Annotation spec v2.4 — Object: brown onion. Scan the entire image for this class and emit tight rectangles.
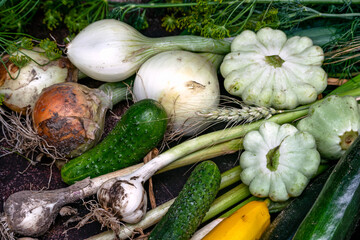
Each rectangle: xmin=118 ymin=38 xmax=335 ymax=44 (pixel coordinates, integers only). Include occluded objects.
xmin=32 ymin=82 xmax=113 ymax=158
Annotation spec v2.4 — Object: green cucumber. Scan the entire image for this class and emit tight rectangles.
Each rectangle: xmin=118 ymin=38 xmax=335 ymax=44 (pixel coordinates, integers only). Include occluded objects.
xmin=148 ymin=161 xmax=221 ymax=240
xmin=260 ymin=166 xmax=333 ymax=240
xmin=61 ymin=99 xmax=168 ymax=185
xmin=293 ymin=136 xmax=360 ymax=240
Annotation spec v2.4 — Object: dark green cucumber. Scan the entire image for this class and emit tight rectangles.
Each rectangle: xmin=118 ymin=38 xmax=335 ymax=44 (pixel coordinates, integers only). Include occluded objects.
xmin=148 ymin=161 xmax=221 ymax=240
xmin=261 ymin=166 xmax=333 ymax=240
xmin=293 ymin=136 xmax=360 ymax=240
xmin=61 ymin=99 xmax=168 ymax=185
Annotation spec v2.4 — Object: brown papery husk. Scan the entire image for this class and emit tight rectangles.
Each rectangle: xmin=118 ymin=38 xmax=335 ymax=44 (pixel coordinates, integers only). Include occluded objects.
xmin=32 ymin=82 xmax=112 ymax=159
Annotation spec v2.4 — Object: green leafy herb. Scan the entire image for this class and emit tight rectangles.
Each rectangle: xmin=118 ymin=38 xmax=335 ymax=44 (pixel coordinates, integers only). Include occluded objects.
xmin=39 ymin=38 xmax=62 ymax=61
xmin=9 ymin=54 xmax=31 ymax=68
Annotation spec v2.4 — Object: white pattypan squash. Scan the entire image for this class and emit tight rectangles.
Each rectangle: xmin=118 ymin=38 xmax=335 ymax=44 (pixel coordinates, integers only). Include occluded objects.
xmin=297 ymin=95 xmax=360 ymax=161
xmin=220 ymin=28 xmax=327 ymax=110
xmin=240 ymin=121 xmax=320 ymax=202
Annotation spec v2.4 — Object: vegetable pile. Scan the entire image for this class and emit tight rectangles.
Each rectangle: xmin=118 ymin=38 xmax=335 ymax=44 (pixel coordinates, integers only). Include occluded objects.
xmin=1 ymin=1 xmax=360 ymax=240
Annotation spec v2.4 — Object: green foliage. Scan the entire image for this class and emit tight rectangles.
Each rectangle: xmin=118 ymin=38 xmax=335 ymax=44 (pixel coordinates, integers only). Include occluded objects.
xmin=9 ymin=54 xmax=31 ymax=68
xmin=39 ymin=38 xmax=62 ymax=61
xmin=1 ymin=0 xmax=109 ymax=35
xmin=43 ymin=9 xmax=62 ymax=31
xmin=162 ymin=14 xmax=177 ymax=32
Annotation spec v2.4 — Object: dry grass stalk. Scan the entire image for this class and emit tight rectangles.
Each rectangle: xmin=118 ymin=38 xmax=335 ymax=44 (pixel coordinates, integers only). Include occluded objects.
xmin=196 ymin=105 xmax=278 ymax=123
xmin=143 ymin=148 xmax=159 ymax=209
xmin=324 ymin=36 xmax=360 ymax=67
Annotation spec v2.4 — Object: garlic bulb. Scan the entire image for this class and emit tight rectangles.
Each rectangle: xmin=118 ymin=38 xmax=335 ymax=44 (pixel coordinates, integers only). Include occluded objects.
xmin=97 ymin=177 xmax=147 ymax=224
xmin=0 ymin=48 xmax=77 ymax=113
xmin=65 ymin=19 xmax=231 ymax=82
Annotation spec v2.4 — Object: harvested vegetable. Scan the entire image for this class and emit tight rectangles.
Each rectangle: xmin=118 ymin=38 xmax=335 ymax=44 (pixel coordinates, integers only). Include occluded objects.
xmin=133 ymin=51 xmax=222 ymax=135
xmin=2 ymin=164 xmax=141 ymax=237
xmin=260 ymin=166 xmax=332 ymax=240
xmin=202 ymin=201 xmax=270 ymax=240
xmin=297 ymin=95 xmax=360 ymax=160
xmin=0 ymin=48 xmax=77 ymax=113
xmin=3 ymin=87 xmax=360 ymax=237
xmin=61 ymin=98 xmax=168 ymax=185
xmin=87 ymin=166 xmax=244 ymax=240
xmin=2 ymin=138 xmax=240 ymax=238
xmin=293 ymin=136 xmax=360 ymax=240
xmin=220 ymin=27 xmax=327 ymax=109
xmin=32 ymin=81 xmax=129 ymax=158
xmin=65 ymin=19 xmax=231 ymax=82
xmin=148 ymin=161 xmax=221 ymax=240
xmin=95 ymin=88 xmax=360 ymax=224
xmin=240 ymin=121 xmax=320 ymax=201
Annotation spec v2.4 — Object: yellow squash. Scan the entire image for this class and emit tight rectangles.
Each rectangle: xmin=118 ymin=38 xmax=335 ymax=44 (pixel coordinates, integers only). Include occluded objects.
xmin=202 ymin=201 xmax=270 ymax=240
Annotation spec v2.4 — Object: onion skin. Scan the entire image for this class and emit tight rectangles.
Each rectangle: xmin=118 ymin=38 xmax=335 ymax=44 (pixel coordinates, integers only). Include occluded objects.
xmin=0 ymin=48 xmax=78 ymax=114
xmin=32 ymin=82 xmax=112 ymax=158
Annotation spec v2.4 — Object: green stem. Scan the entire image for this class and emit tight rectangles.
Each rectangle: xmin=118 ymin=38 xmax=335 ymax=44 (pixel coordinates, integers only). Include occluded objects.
xmin=157 ymin=139 xmax=243 ymax=174
xmin=220 ymin=196 xmax=262 ymax=218
xmin=86 ymin=166 xmax=243 ymax=240
xmin=98 ymin=80 xmax=133 ymax=105
xmin=150 ymin=35 xmax=231 ymax=55
xmin=202 ymin=183 xmax=250 ymax=222
xmin=198 ymin=53 xmax=225 ymax=70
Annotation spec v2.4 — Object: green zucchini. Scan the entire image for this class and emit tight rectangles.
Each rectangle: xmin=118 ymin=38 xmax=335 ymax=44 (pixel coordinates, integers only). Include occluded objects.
xmin=148 ymin=161 xmax=221 ymax=240
xmin=293 ymin=136 xmax=360 ymax=240
xmin=61 ymin=99 xmax=168 ymax=185
xmin=261 ymin=166 xmax=333 ymax=240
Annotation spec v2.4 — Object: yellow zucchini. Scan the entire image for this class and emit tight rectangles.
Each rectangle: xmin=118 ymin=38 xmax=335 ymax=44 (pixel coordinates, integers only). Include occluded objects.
xmin=202 ymin=201 xmax=270 ymax=240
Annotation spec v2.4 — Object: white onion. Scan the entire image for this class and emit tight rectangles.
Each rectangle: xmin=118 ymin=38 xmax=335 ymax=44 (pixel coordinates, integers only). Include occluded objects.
xmin=133 ymin=50 xmax=222 ymax=135
xmin=65 ymin=19 xmax=230 ymax=82
xmin=0 ymin=48 xmax=76 ymax=113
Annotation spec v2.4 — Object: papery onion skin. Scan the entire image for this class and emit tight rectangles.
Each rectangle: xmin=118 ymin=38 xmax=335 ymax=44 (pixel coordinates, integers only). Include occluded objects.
xmin=32 ymin=82 xmax=112 ymax=158
xmin=0 ymin=48 xmax=78 ymax=114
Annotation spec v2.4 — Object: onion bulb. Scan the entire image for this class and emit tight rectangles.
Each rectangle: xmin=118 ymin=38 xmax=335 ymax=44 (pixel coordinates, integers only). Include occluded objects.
xmin=32 ymin=81 xmax=129 ymax=158
xmin=0 ymin=48 xmax=77 ymax=113
xmin=133 ymin=50 xmax=222 ymax=136
xmin=65 ymin=19 xmax=231 ymax=82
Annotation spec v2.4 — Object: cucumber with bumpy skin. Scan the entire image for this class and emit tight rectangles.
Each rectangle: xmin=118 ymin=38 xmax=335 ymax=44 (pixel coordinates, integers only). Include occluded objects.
xmin=61 ymin=99 xmax=168 ymax=185
xmin=149 ymin=161 xmax=221 ymax=240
